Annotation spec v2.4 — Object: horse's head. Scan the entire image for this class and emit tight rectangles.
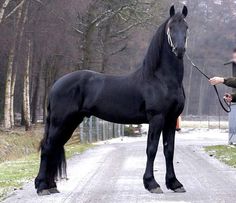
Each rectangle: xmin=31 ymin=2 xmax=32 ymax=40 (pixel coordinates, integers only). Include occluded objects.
xmin=166 ymin=5 xmax=188 ymax=59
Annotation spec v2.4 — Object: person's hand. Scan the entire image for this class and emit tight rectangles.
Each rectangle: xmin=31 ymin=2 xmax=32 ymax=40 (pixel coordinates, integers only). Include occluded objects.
xmin=224 ymin=93 xmax=232 ymax=103
xmin=209 ymin=77 xmax=224 ymax=85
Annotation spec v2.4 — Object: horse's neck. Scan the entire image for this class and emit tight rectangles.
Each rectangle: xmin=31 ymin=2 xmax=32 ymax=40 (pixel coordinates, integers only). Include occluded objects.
xmin=158 ymin=41 xmax=184 ymax=85
xmin=141 ymin=32 xmax=184 ymax=85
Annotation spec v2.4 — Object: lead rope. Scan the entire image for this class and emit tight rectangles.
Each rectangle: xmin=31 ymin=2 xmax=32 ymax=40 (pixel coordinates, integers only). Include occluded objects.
xmin=185 ymin=53 xmax=231 ymax=113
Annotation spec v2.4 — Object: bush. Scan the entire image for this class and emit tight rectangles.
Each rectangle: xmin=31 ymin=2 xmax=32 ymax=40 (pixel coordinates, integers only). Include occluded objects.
xmin=124 ymin=125 xmax=141 ymax=137
xmin=124 ymin=125 xmax=134 ymax=136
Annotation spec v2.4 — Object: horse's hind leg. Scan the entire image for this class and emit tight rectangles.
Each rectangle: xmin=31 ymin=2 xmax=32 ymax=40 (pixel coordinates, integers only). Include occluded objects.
xmin=163 ymin=117 xmax=185 ymax=193
xmin=143 ymin=114 xmax=164 ymax=194
xmin=35 ymin=113 xmax=84 ymax=195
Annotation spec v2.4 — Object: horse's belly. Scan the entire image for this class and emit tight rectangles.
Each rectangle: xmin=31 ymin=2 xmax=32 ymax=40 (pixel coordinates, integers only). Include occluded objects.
xmin=90 ymin=104 xmax=148 ymax=124
xmin=95 ymin=115 xmax=148 ymax=125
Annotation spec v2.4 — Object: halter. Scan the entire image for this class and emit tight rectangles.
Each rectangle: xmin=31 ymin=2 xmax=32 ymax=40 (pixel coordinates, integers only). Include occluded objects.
xmin=166 ymin=23 xmax=189 ymax=55
xmin=167 ymin=27 xmax=176 ymax=53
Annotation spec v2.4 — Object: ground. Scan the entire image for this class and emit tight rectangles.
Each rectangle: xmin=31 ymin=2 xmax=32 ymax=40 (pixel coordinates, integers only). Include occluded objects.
xmin=0 ymin=127 xmax=91 ymax=200
xmin=2 ymin=129 xmax=236 ymax=203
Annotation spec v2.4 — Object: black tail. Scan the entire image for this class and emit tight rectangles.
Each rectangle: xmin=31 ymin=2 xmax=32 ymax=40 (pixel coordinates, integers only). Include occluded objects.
xmin=47 ymin=146 xmax=67 ymax=181
xmin=39 ymin=101 xmax=67 ymax=183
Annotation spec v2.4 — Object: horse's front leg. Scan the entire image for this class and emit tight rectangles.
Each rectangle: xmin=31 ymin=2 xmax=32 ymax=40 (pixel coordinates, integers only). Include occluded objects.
xmin=143 ymin=114 xmax=164 ymax=194
xmin=162 ymin=118 xmax=185 ymax=193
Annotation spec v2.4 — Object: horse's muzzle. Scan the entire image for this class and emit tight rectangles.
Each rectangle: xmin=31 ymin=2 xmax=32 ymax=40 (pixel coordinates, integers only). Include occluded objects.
xmin=176 ymin=48 xmax=186 ymax=59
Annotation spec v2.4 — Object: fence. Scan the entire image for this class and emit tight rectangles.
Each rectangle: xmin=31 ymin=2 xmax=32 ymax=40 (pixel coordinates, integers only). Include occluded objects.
xmin=79 ymin=116 xmax=124 ymax=143
xmin=182 ymin=115 xmax=228 ymax=129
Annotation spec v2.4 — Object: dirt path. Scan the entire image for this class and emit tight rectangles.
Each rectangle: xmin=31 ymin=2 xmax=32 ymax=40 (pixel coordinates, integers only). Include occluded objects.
xmin=3 ymin=129 xmax=236 ymax=203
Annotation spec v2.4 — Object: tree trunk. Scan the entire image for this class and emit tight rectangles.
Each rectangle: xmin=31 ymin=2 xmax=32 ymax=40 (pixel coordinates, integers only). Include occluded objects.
xmin=31 ymin=64 xmax=41 ymax=124
xmin=42 ymin=63 xmax=50 ymax=123
xmin=185 ymin=66 xmax=193 ymax=116
xmin=81 ymin=26 xmax=94 ymax=69
xmin=3 ymin=3 xmax=25 ymax=129
xmin=23 ymin=40 xmax=31 ymax=131
xmin=10 ymin=70 xmax=16 ymax=126
xmin=0 ymin=0 xmax=11 ymax=24
xmin=100 ymin=22 xmax=110 ymax=73
xmin=14 ymin=1 xmax=29 ymax=126
xmin=42 ymin=81 xmax=48 ymax=123
xmin=20 ymin=104 xmax=25 ymax=126
xmin=4 ymin=47 xmax=14 ymax=129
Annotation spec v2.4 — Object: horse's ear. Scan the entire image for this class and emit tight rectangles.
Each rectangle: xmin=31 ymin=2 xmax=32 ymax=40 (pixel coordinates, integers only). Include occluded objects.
xmin=182 ymin=5 xmax=188 ymax=18
xmin=170 ymin=5 xmax=175 ymax=17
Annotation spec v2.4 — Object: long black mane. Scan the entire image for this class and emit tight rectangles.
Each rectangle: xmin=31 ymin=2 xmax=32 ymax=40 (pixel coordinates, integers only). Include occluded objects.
xmin=142 ymin=18 xmax=169 ymax=77
xmin=142 ymin=13 xmax=185 ymax=78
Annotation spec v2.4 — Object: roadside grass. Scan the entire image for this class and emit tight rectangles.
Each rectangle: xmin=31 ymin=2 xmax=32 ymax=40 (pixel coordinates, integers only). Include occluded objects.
xmin=204 ymin=145 xmax=236 ymax=168
xmin=0 ymin=128 xmax=42 ymax=163
xmin=0 ymin=143 xmax=92 ymax=200
xmin=0 ymin=127 xmax=92 ymax=201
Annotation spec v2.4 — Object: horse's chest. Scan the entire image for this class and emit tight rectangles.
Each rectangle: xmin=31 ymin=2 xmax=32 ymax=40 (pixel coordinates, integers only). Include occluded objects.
xmin=144 ymin=84 xmax=184 ymax=115
xmin=167 ymin=88 xmax=185 ymax=112
xmin=168 ymin=86 xmax=184 ymax=101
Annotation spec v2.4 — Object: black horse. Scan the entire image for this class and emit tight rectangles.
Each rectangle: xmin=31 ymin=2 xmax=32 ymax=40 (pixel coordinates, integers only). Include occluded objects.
xmin=35 ymin=5 xmax=189 ymax=195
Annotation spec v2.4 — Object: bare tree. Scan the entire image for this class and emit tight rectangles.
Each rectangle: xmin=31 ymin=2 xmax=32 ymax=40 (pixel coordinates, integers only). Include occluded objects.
xmin=23 ymin=39 xmax=31 ymax=131
xmin=0 ymin=0 xmax=11 ymax=23
xmin=76 ymin=0 xmax=155 ymax=71
xmin=3 ymin=3 xmax=25 ymax=128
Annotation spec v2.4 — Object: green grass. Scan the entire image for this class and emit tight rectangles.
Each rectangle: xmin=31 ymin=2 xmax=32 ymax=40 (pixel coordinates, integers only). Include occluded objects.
xmin=0 ymin=142 xmax=92 ymax=200
xmin=65 ymin=143 xmax=92 ymax=159
xmin=204 ymin=145 xmax=236 ymax=168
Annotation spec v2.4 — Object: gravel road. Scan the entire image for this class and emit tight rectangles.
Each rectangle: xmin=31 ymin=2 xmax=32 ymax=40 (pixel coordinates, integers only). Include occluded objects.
xmin=3 ymin=129 xmax=236 ymax=203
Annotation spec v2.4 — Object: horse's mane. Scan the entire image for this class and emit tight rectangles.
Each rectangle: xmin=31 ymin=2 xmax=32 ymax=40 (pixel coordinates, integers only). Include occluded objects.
xmin=142 ymin=18 xmax=169 ymax=77
xmin=142 ymin=13 xmax=184 ymax=78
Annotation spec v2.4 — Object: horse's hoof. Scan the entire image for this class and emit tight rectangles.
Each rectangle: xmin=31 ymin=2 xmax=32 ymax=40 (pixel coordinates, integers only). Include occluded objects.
xmin=48 ymin=187 xmax=60 ymax=194
xmin=149 ymin=187 xmax=163 ymax=194
xmin=174 ymin=187 xmax=186 ymax=193
xmin=37 ymin=189 xmax=51 ymax=196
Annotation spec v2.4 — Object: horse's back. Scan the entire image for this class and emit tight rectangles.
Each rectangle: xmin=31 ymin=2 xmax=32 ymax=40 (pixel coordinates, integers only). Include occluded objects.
xmin=48 ymin=70 xmax=146 ymax=123
xmin=48 ymin=70 xmax=102 ymax=113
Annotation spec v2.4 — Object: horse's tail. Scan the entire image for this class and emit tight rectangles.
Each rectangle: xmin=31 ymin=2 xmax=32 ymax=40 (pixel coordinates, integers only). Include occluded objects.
xmin=48 ymin=145 xmax=67 ymax=181
xmin=39 ymin=100 xmax=67 ymax=181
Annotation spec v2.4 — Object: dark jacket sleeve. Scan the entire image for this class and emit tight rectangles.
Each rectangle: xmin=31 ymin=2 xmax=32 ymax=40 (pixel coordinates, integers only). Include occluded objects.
xmin=232 ymin=94 xmax=236 ymax=103
xmin=224 ymin=77 xmax=236 ymax=88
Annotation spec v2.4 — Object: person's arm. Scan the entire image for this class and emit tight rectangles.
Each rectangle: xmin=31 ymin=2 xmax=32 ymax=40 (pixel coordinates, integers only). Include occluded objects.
xmin=209 ymin=77 xmax=236 ymax=88
xmin=223 ymin=77 xmax=236 ymax=88
xmin=209 ymin=77 xmax=224 ymax=85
